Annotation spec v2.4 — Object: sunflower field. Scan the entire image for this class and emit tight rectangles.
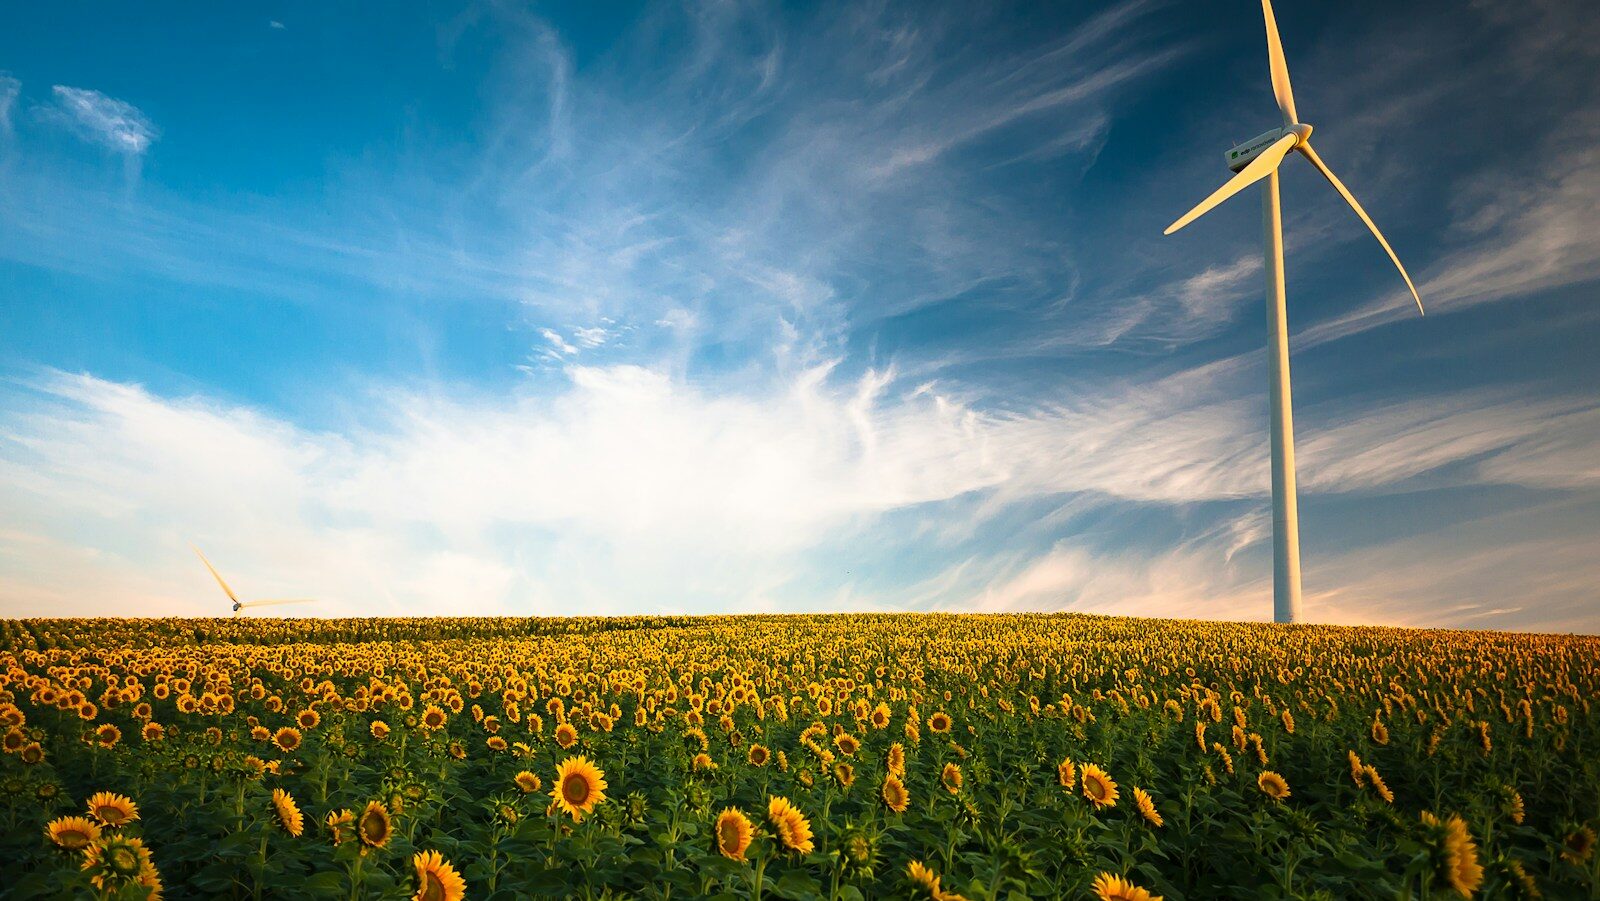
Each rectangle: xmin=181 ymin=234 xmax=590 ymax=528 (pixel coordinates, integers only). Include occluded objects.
xmin=2 ymin=613 xmax=1597 ymax=900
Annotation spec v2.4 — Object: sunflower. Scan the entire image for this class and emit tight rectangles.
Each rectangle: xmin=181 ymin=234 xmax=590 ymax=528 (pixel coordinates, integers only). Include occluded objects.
xmin=887 ymin=743 xmax=905 ymax=776
xmin=1057 ymin=758 xmax=1076 ymax=789
xmin=421 ymin=704 xmax=447 ymax=731
xmin=358 ymin=801 xmax=393 ymax=849
xmin=1363 ymin=766 xmax=1394 ymax=804
xmin=272 ymin=788 xmax=304 ymax=836
xmin=82 ymin=834 xmax=155 ymax=893
xmin=941 ymin=762 xmax=963 ymax=794
xmin=1371 ymin=719 xmax=1390 ymax=745
xmin=1257 ymin=771 xmax=1291 ymax=801
xmin=411 ymin=850 xmax=466 ymax=901
xmin=1093 ymin=872 xmax=1163 ymax=901
xmin=767 ymin=796 xmax=815 ymax=854
xmin=714 ymin=807 xmax=754 ymax=861
xmin=1501 ymin=788 xmax=1525 ymax=826
xmin=94 ymin=724 xmax=122 ymax=749
xmin=882 ymin=773 xmax=910 ymax=813
xmin=748 ymin=743 xmax=770 ymax=766
xmin=1133 ymin=787 xmax=1163 ymax=827
xmin=326 ymin=809 xmax=354 ymax=845
xmin=1562 ymin=825 xmax=1596 ymax=865
xmin=551 ymin=756 xmax=608 ymax=821
xmin=1421 ymin=811 xmax=1484 ymax=897
xmin=928 ymin=712 xmax=952 ymax=734
xmin=2 ymin=727 xmax=24 ymax=752
xmin=1081 ymin=764 xmax=1119 ymax=809
xmin=297 ymin=708 xmax=321 ymax=730
xmin=1498 ymin=858 xmax=1540 ymax=899
xmin=371 ymin=720 xmax=391 ymax=740
xmin=20 ymin=742 xmax=44 ymax=764
xmin=907 ymin=860 xmax=943 ymax=897
xmin=555 ymin=722 xmax=578 ymax=749
xmin=870 ymin=702 xmax=891 ymax=729
xmin=87 ymin=791 xmax=140 ymax=827
xmin=831 ymin=762 xmax=854 ymax=788
xmin=834 ymin=733 xmax=860 ymax=756
xmin=906 ymin=860 xmax=970 ymax=901
xmin=692 ymin=752 xmax=717 ymax=772
xmin=273 ymin=726 xmax=302 ymax=754
xmin=142 ymin=722 xmax=164 ymax=743
xmin=46 ymin=815 xmax=102 ymax=850
xmin=514 ymin=770 xmax=542 ymax=794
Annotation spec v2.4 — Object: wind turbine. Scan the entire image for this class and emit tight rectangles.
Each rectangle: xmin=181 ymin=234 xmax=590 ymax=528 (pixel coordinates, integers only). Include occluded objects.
xmin=191 ymin=545 xmax=314 ymax=617
xmin=1163 ymin=0 xmax=1423 ymax=624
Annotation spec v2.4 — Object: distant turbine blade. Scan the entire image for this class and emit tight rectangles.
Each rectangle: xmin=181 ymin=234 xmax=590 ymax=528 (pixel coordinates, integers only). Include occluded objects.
xmin=240 ymin=599 xmax=314 ymax=608
xmin=1262 ymin=0 xmax=1299 ymax=125
xmin=1164 ymin=133 xmax=1297 ymax=235
xmin=191 ymin=545 xmax=240 ymax=603
xmin=1297 ymin=142 xmax=1425 ymax=314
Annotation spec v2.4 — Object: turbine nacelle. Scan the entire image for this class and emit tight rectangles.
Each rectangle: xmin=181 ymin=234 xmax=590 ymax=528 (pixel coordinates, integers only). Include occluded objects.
xmin=1226 ymin=123 xmax=1312 ymax=172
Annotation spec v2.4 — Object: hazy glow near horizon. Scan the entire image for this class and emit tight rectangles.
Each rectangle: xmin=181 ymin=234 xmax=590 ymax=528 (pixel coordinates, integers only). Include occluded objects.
xmin=2 ymin=1 xmax=1598 ymax=631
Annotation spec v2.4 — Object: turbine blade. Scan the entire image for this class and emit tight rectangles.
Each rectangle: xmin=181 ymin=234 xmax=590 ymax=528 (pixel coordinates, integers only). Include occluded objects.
xmin=1164 ymin=133 xmax=1297 ymax=235
xmin=191 ymin=545 xmax=240 ymax=603
xmin=1262 ymin=0 xmax=1299 ymax=125
xmin=1297 ymin=142 xmax=1424 ymax=314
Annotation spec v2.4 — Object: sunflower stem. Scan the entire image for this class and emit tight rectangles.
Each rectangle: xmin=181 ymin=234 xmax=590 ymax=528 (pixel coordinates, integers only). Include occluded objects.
xmin=750 ymin=853 xmax=768 ymax=901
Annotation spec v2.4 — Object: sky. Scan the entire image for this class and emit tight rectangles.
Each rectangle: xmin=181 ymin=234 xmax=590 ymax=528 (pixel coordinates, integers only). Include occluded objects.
xmin=1 ymin=0 xmax=1598 ymax=630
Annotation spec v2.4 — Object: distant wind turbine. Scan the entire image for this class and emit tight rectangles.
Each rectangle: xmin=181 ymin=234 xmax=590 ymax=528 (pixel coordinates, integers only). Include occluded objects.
xmin=1163 ymin=0 xmax=1424 ymax=623
xmin=191 ymin=545 xmax=314 ymax=617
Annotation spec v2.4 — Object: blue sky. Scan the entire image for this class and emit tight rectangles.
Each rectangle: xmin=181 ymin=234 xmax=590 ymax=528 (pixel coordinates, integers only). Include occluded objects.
xmin=2 ymin=0 xmax=1598 ymax=630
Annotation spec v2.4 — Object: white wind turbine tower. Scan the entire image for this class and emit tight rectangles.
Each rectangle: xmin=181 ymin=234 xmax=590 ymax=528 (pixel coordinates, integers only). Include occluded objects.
xmin=1164 ymin=0 xmax=1423 ymax=623
xmin=192 ymin=545 xmax=314 ymax=617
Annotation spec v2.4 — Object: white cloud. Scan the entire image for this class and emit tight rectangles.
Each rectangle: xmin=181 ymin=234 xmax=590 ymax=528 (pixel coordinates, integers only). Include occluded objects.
xmin=572 ymin=326 xmax=611 ymax=349
xmin=3 ymin=367 xmax=1598 ymax=627
xmin=540 ymin=328 xmax=578 ymax=356
xmin=0 ymin=74 xmax=19 ymax=132
xmin=42 ymin=86 xmax=158 ymax=155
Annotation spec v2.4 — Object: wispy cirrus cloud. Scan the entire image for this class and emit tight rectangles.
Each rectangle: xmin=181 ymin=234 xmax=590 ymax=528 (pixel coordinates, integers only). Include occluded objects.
xmin=39 ymin=85 xmax=158 ymax=155
xmin=0 ymin=74 xmax=20 ymax=133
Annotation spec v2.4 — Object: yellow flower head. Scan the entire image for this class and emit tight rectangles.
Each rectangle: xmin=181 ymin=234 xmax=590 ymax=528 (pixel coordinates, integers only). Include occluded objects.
xmin=81 ymin=833 xmax=156 ymax=893
xmin=551 ymin=755 xmax=608 ymax=821
xmin=358 ymin=801 xmax=393 ymax=848
xmin=1081 ymin=764 xmax=1119 ymax=809
xmin=882 ymin=773 xmax=910 ymax=813
xmin=1133 ymin=787 xmax=1163 ymax=827
xmin=941 ymin=762 xmax=963 ymax=795
xmin=1093 ymin=872 xmax=1163 ymax=901
xmin=714 ymin=807 xmax=754 ymax=861
xmin=766 ymin=795 xmax=815 ymax=854
xmin=411 ymin=850 xmax=466 ymax=901
xmin=1257 ymin=771 xmax=1291 ymax=801
xmin=273 ymin=726 xmax=302 ymax=754
xmin=326 ymin=809 xmax=355 ymax=845
xmin=46 ymin=815 xmax=102 ymax=851
xmin=86 ymin=791 xmax=139 ymax=827
xmin=272 ymin=788 xmax=304 ymax=837
xmin=1421 ymin=811 xmax=1484 ymax=897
